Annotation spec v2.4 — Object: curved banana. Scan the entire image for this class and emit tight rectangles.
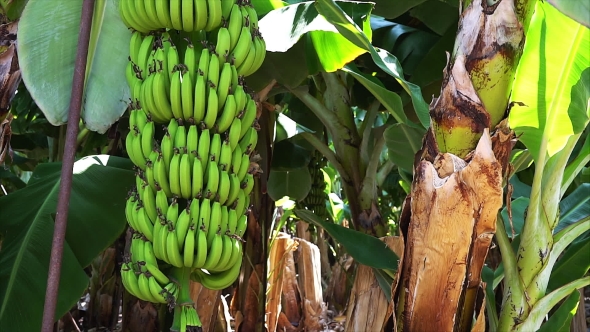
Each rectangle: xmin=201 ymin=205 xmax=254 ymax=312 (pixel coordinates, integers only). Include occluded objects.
xmin=198 ymin=198 xmax=212 ymax=234
xmin=191 ymin=155 xmax=204 ymax=198
xmin=180 ymin=154 xmax=193 ymax=200
xmin=236 ymin=41 xmax=257 ymax=76
xmin=226 ymin=173 xmax=241 ymax=207
xmin=152 ymin=69 xmax=174 ymax=120
xmin=136 ymin=207 xmax=154 ymax=241
xmin=145 ymin=263 xmax=170 ymax=285
xmin=241 ymin=173 xmax=254 ymax=196
xmin=215 ymin=27 xmax=231 ymax=64
xmin=183 ymin=226 xmax=196 ymax=267
xmin=186 ymin=124 xmax=199 ymax=165
xmin=170 ymin=67 xmax=184 ymax=120
xmin=169 ymin=0 xmax=183 ymax=31
xmin=181 ymin=0 xmax=195 ymax=32
xmin=248 ymin=34 xmax=267 ymax=76
xmin=239 ymin=98 xmax=257 ymax=139
xmin=166 ymin=44 xmax=180 ymax=81
xmin=204 ymin=160 xmax=220 ymax=198
xmin=207 ymin=52 xmax=220 ymax=88
xmin=147 ymin=275 xmax=168 ymax=304
xmin=175 ymin=205 xmax=191 ymax=249
xmin=211 ymin=234 xmax=233 ymax=271
xmin=238 ymin=126 xmax=258 ymax=155
xmin=227 ymin=4 xmax=243 ymax=51
xmin=192 ymin=227 xmax=208 ymax=268
xmin=227 ymin=208 xmax=238 ymax=234
xmin=245 ymin=4 xmax=259 ymax=30
xmin=173 ymin=124 xmax=187 ymax=153
xmin=156 ymin=0 xmax=174 ymax=29
xmin=133 ymin=0 xmax=152 ymax=31
xmin=204 ymin=0 xmax=222 ymax=31
xmin=233 ymin=190 xmax=246 ymax=218
xmin=142 ymin=183 xmax=157 ymax=223
xmin=217 ymin=170 xmax=230 ymax=205
xmin=137 ymin=35 xmax=155 ymax=77
xmin=180 ymin=70 xmax=194 ymax=122
xmin=129 ymin=31 xmax=143 ymax=66
xmin=193 ymin=72 xmax=207 ymax=122
xmin=219 ymin=205 xmax=229 ymax=235
xmin=143 ymin=240 xmax=158 ymax=268
xmin=235 ymin=213 xmax=248 ymax=238
xmin=218 ymin=237 xmax=242 ymax=272
xmin=202 ymin=85 xmax=219 ymax=129
xmin=227 ymin=117 xmax=241 ymax=151
xmin=121 ymin=262 xmax=144 ymax=300
xmin=143 ymin=0 xmax=162 ymax=29
xmin=218 ymin=140 xmax=232 ymax=171
xmin=194 ymin=0 xmax=208 ymax=31
xmin=197 ymin=48 xmax=211 ymax=81
xmin=154 ymin=152 xmax=173 ymax=197
xmin=237 ymin=152 xmax=250 ymax=182
xmin=166 ymin=230 xmax=184 ymax=268
xmin=209 ymin=133 xmax=222 ymax=162
xmin=202 ymin=232 xmax=223 ymax=269
xmin=221 ymin=0 xmax=235 ymax=21
xmin=230 ymin=144 xmax=243 ymax=175
xmin=195 ymin=257 xmax=242 ymax=290
xmin=206 ymin=201 xmax=222 ymax=247
xmin=138 ymin=272 xmax=160 ymax=303
xmin=230 ymin=27 xmax=252 ymax=68
xmin=233 ymin=85 xmax=247 ymax=115
xmin=197 ymin=128 xmax=211 ymax=170
xmin=169 ymin=152 xmax=182 ymax=197
xmin=216 ymin=62 xmax=233 ymax=109
xmin=141 ymin=121 xmax=154 ymax=160
xmin=184 ymin=42 xmax=197 ymax=82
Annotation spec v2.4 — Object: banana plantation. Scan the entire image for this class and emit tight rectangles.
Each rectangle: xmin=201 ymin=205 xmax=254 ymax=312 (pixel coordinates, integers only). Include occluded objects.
xmin=0 ymin=0 xmax=589 ymax=331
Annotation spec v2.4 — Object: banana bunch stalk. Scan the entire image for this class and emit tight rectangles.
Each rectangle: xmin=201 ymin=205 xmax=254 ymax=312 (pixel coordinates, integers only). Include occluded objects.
xmin=119 ymin=1 xmax=265 ymax=330
xmin=298 ymin=150 xmax=329 ymax=221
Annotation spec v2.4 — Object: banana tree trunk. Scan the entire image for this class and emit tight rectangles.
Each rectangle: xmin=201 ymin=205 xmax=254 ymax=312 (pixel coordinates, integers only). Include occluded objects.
xmin=395 ymin=0 xmax=534 ymax=330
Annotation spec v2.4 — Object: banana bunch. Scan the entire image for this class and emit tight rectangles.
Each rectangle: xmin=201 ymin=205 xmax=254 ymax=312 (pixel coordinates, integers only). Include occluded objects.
xmin=298 ymin=150 xmax=329 ymax=220
xmin=120 ymin=1 xmax=264 ymax=330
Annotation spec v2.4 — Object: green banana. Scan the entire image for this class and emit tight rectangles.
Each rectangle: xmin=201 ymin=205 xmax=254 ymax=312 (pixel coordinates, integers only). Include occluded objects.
xmin=179 ymin=153 xmax=192 ymax=199
xmin=169 ymin=0 xmax=183 ymax=31
xmin=226 ymin=173 xmax=241 ymax=207
xmin=193 ymin=72 xmax=207 ymax=122
xmin=166 ymin=229 xmax=184 ymax=268
xmin=239 ymin=98 xmax=257 ymax=139
xmin=237 ymin=151 xmax=250 ymax=182
xmin=173 ymin=123 xmax=187 ymax=153
xmin=238 ymin=126 xmax=258 ymax=155
xmin=194 ymin=257 xmax=242 ymax=290
xmin=202 ymin=232 xmax=223 ymax=269
xmin=215 ymin=27 xmax=231 ymax=64
xmin=216 ymin=62 xmax=233 ymax=110
xmin=217 ymin=170 xmax=230 ymax=205
xmin=191 ymin=154 xmax=204 ymax=198
xmin=197 ymin=128 xmax=211 ymax=170
xmin=241 ymin=173 xmax=254 ymax=196
xmin=169 ymin=151 xmax=182 ymax=197
xmin=204 ymin=0 xmax=222 ymax=31
xmin=230 ymin=26 xmax=252 ymax=68
xmin=227 ymin=117 xmax=241 ymax=151
xmin=183 ymin=226 xmax=196 ymax=267
xmin=181 ymin=0 xmax=195 ymax=32
xmin=218 ymin=139 xmax=232 ymax=171
xmin=138 ymin=272 xmax=160 ymax=303
xmin=180 ymin=69 xmax=194 ymax=122
xmin=147 ymin=275 xmax=169 ymax=304
xmin=186 ymin=124 xmax=199 ymax=165
xmin=226 ymin=4 xmax=243 ymax=51
xmin=209 ymin=133 xmax=222 ymax=162
xmin=170 ymin=66 xmax=184 ymax=120
xmin=194 ymin=0 xmax=208 ymax=31
xmin=193 ymin=226 xmax=208 ymax=268
xmin=175 ymin=204 xmax=191 ymax=249
xmin=204 ymin=160 xmax=220 ymax=199
xmin=202 ymin=85 xmax=219 ymax=129
xmin=198 ymin=197 xmax=212 ymax=234
xmin=235 ymin=212 xmax=248 ymax=238
xmin=206 ymin=201 xmax=222 ymax=247
xmin=230 ymin=144 xmax=243 ymax=175
xmin=211 ymin=234 xmax=233 ymax=271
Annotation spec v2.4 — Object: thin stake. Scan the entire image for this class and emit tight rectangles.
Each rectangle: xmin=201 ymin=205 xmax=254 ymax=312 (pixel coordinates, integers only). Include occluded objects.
xmin=41 ymin=0 xmax=95 ymax=330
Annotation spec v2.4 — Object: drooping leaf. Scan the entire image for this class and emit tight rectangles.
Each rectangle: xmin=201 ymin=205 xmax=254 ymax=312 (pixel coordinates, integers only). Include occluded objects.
xmin=17 ymin=0 xmax=130 ymax=134
xmin=409 ymin=0 xmax=459 ymax=36
xmin=537 ymin=291 xmax=580 ymax=332
xmin=0 ymin=155 xmax=134 ymax=331
xmin=555 ymin=183 xmax=590 ymax=234
xmin=294 ymin=209 xmax=399 ymax=271
xmin=258 ymin=1 xmax=373 ymax=72
xmin=508 ymin=2 xmax=590 ymax=161
xmin=547 ymin=239 xmax=590 ymax=292
xmin=271 ymin=139 xmax=312 ymax=170
xmin=316 ymin=0 xmax=430 ymax=128
xmin=371 ymin=0 xmax=428 ymax=19
xmin=546 ymin=0 xmax=590 ymax=28
xmin=343 ymin=64 xmax=407 ymax=124
xmin=383 ymin=123 xmax=425 ymax=172
xmin=252 ymin=0 xmax=286 ymax=16
xmin=267 ymin=167 xmax=312 ymax=201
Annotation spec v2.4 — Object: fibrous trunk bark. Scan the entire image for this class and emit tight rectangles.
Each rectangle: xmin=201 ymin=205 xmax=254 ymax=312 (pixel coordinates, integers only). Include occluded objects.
xmin=396 ymin=0 xmax=533 ymax=330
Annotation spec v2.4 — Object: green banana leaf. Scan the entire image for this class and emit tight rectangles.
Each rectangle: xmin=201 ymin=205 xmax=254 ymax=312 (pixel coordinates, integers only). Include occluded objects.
xmin=258 ymin=0 xmax=373 ymax=72
xmin=537 ymin=291 xmax=580 ymax=332
xmin=267 ymin=167 xmax=312 ymax=201
xmin=546 ymin=0 xmax=590 ymax=28
xmin=547 ymin=239 xmax=590 ymax=292
xmin=295 ymin=209 xmax=399 ymax=272
xmin=0 ymin=155 xmax=134 ymax=331
xmin=251 ymin=0 xmax=285 ymax=16
xmin=316 ymin=0 xmax=430 ymax=129
xmin=508 ymin=1 xmax=590 ymax=161
xmin=555 ymin=183 xmax=590 ymax=235
xmin=17 ymin=0 xmax=130 ymax=134
xmin=383 ymin=123 xmax=426 ymax=172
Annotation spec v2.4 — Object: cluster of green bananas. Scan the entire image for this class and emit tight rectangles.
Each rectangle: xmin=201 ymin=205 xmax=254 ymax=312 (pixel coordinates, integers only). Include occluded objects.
xmin=119 ymin=1 xmax=264 ymax=330
xmin=299 ymin=150 xmax=329 ymax=220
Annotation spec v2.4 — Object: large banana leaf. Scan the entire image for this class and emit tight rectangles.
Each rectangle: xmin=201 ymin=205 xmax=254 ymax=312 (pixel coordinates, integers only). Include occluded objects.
xmin=17 ymin=0 xmax=130 ymax=134
xmin=258 ymin=0 xmax=373 ymax=72
xmin=508 ymin=1 xmax=590 ymax=161
xmin=0 ymin=155 xmax=134 ymax=331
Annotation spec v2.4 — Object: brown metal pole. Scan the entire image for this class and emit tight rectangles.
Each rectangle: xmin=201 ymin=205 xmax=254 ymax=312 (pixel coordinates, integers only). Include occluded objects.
xmin=41 ymin=0 xmax=95 ymax=330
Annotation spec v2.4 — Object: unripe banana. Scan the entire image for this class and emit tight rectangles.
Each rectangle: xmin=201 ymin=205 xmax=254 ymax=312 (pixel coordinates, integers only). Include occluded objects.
xmin=175 ymin=204 xmax=192 ymax=249
xmin=125 ymin=193 xmax=138 ymax=230
xmin=193 ymin=226 xmax=208 ymax=268
xmin=218 ymin=140 xmax=233 ymax=171
xmin=170 ymin=67 xmax=184 ymax=120
xmin=237 ymin=152 xmax=250 ymax=182
xmin=137 ymin=35 xmax=155 ymax=77
xmin=219 ymin=205 xmax=229 ymax=235
xmin=166 ymin=229 xmax=184 ymax=268
xmin=181 ymin=0 xmax=195 ymax=32
xmin=167 ymin=44 xmax=180 ymax=79
xmin=155 ymin=217 xmax=170 ymax=262
xmin=186 ymin=125 xmax=199 ymax=165
xmin=227 ymin=4 xmax=243 ymax=51
xmin=179 ymin=153 xmax=193 ymax=199
xmin=132 ymin=130 xmax=147 ymax=169
xmin=194 ymin=0 xmax=208 ymax=31
xmin=152 ymin=69 xmax=174 ymax=120
xmin=183 ymin=226 xmax=196 ymax=267
xmin=221 ymin=0 xmax=235 ymax=22
xmin=191 ymin=155 xmax=204 ymax=198
xmin=236 ymin=41 xmax=257 ymax=76
xmin=210 ymin=234 xmax=233 ymax=271
xmin=141 ymin=121 xmax=155 ymax=160
xmin=147 ymin=275 xmax=169 ymax=304
xmin=194 ymin=256 xmax=242 ymax=290
xmin=230 ymin=144 xmax=243 ymax=175
xmin=241 ymin=173 xmax=255 ymax=197
xmin=245 ymin=5 xmax=259 ymax=30
xmin=217 ymin=170 xmax=231 ymax=205
xmin=158 ymin=135 xmax=174 ymax=186
xmin=207 ymin=201 xmax=222 ymax=246
xmin=204 ymin=160 xmax=220 ymax=198
xmin=129 ymin=31 xmax=143 ymax=68
xmin=230 ymin=26 xmax=252 ymax=68
xmin=197 ymin=128 xmax=211 ymax=170
xmin=207 ymin=53 xmax=221 ymax=88
xmin=219 ymin=237 xmax=242 ymax=272
xmin=173 ymin=123 xmax=187 ymax=153
xmin=169 ymin=0 xmax=183 ymax=31
xmin=155 ymin=188 xmax=169 ymax=217
xmin=215 ymin=27 xmax=231 ymax=64
xmin=180 ymin=70 xmax=194 ymax=122
xmin=121 ymin=262 xmax=144 ymax=300
xmin=233 ymin=190 xmax=246 ymax=218
xmin=235 ymin=213 xmax=248 ymax=238
xmin=198 ymin=198 xmax=212 ymax=233
xmin=133 ymin=0 xmax=152 ymax=30
xmin=202 ymin=85 xmax=219 ymax=129
xmin=230 ymin=62 xmax=239 ymax=92
xmin=156 ymin=0 xmax=174 ymax=29
xmin=197 ymin=48 xmax=211 ymax=81
xmin=193 ymin=72 xmax=207 ymax=122
xmin=209 ymin=133 xmax=222 ymax=162
xmin=226 ymin=173 xmax=241 ymax=207
xmin=169 ymin=152 xmax=182 ymax=197
xmin=217 ymin=62 xmax=233 ymax=108
xmin=136 ymin=206 xmax=155 ymax=242
xmin=233 ymin=85 xmax=247 ymax=115
xmin=142 ymin=183 xmax=158 ymax=223
xmin=248 ymin=35 xmax=267 ymax=76
xmin=227 ymin=117 xmax=242 ymax=151
xmin=204 ymin=0 xmax=222 ymax=31
xmin=143 ymin=240 xmax=158 ymax=268
xmin=126 ymin=132 xmax=144 ymax=168
xmin=184 ymin=42 xmax=198 ymax=82
xmin=202 ymin=232 xmax=223 ymax=269
xmin=227 ymin=208 xmax=238 ymax=234
xmin=143 ymin=0 xmax=161 ymax=28
xmin=238 ymin=126 xmax=258 ymax=155
xmin=138 ymin=272 xmax=160 ymax=303
xmin=239 ymin=97 xmax=257 ymax=139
